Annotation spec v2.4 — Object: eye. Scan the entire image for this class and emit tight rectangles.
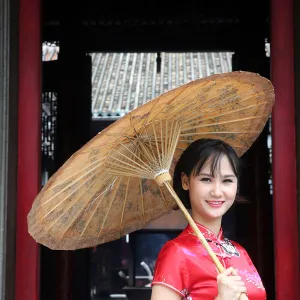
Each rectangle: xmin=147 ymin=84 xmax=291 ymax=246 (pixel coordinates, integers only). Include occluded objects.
xmin=223 ymin=179 xmax=233 ymax=183
xmin=200 ymin=177 xmax=211 ymax=182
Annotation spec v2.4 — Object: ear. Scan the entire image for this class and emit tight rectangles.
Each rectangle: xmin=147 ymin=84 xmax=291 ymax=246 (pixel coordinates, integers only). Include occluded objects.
xmin=181 ymin=172 xmax=190 ymax=190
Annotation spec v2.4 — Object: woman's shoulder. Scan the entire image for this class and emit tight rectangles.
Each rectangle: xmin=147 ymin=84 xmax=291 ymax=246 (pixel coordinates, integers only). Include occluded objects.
xmin=159 ymin=235 xmax=188 ymax=254
xmin=155 ymin=231 xmax=192 ymax=263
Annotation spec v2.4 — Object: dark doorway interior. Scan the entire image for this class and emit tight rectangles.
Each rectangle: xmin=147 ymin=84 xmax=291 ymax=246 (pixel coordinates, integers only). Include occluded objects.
xmin=39 ymin=0 xmax=274 ymax=299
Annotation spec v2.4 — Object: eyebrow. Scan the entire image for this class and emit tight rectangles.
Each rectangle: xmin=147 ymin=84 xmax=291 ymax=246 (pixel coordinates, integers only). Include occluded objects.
xmin=198 ymin=173 xmax=236 ymax=178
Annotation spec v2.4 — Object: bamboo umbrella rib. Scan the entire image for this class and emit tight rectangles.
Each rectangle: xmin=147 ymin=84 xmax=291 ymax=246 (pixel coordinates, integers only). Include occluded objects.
xmin=119 ymin=177 xmax=130 ymax=237
xmin=46 ymin=158 xmax=106 ymax=192
xmin=139 ymin=143 xmax=159 ymax=167
xmin=41 ymin=176 xmax=112 ymax=221
xmin=163 ymin=121 xmax=176 ymax=166
xmin=169 ymin=123 xmax=181 ymax=163
xmin=169 ymin=122 xmax=181 ymax=159
xmin=42 ymin=187 xmax=87 ymax=230
xmin=121 ymin=135 xmax=140 ymax=151
xmin=163 ymin=89 xmax=270 ymax=122
xmin=107 ymin=170 xmax=152 ymax=178
xmin=151 ymin=122 xmax=163 ymax=167
xmin=162 ymin=126 xmax=172 ymax=167
xmin=108 ymin=145 xmax=158 ymax=175
xmin=160 ymin=122 xmax=169 ymax=166
xmin=132 ymin=93 xmax=166 ymax=132
xmin=180 ymin=100 xmax=271 ymax=126
xmin=97 ymin=179 xmax=122 ymax=238
xmin=140 ymin=178 xmax=146 ymax=225
xmin=180 ymin=131 xmax=260 ymax=137
xmin=79 ymin=191 xmax=109 ymax=239
xmin=77 ymin=137 xmax=126 ymax=153
xmin=77 ymin=145 xmax=111 ymax=154
xmin=136 ymin=130 xmax=158 ymax=162
xmin=118 ymin=143 xmax=155 ymax=172
xmin=157 ymin=185 xmax=171 ymax=208
xmin=181 ymin=116 xmax=262 ymax=132
xmin=110 ymin=148 xmax=154 ymax=173
xmin=128 ymin=110 xmax=147 ymax=134
xmin=106 ymin=159 xmax=154 ymax=178
xmin=158 ymin=121 xmax=165 ymax=162
xmin=43 ymin=162 xmax=105 ymax=203
xmin=136 ymin=136 xmax=159 ymax=164
xmin=174 ymin=144 xmax=247 ymax=151
xmin=180 ymin=101 xmax=267 ymax=125
xmin=56 ymin=183 xmax=106 ymax=240
xmin=167 ymin=120 xmax=174 ymax=155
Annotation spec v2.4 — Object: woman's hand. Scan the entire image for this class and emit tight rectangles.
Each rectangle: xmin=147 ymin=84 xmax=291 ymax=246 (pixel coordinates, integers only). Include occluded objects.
xmin=215 ymin=267 xmax=247 ymax=300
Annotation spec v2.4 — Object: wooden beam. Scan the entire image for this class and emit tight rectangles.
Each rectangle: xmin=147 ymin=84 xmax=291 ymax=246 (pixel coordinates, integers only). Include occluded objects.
xmin=16 ymin=0 xmax=41 ymax=298
xmin=271 ymin=0 xmax=300 ymax=298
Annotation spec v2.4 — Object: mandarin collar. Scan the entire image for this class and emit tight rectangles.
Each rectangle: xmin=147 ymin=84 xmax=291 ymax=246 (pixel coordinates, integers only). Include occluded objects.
xmin=185 ymin=222 xmax=240 ymax=259
xmin=187 ymin=221 xmax=224 ymax=242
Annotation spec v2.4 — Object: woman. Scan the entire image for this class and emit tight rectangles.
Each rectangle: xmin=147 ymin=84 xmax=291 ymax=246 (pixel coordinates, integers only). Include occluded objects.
xmin=151 ymin=139 xmax=266 ymax=300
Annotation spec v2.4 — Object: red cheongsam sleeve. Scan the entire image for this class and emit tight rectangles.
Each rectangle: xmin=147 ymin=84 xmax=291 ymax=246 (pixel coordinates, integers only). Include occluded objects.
xmin=151 ymin=241 xmax=190 ymax=297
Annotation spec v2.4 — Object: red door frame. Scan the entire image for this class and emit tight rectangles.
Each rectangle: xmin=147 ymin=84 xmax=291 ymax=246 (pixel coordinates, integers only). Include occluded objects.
xmin=271 ymin=0 xmax=300 ymax=298
xmin=15 ymin=0 xmax=299 ymax=299
xmin=15 ymin=0 xmax=41 ymax=297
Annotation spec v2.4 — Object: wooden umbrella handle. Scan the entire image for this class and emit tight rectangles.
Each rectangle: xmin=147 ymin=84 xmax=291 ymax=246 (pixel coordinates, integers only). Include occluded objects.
xmin=164 ymin=181 xmax=249 ymax=300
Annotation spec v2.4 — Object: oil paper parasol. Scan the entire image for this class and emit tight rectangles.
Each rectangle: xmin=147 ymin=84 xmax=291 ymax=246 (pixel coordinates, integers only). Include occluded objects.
xmin=28 ymin=71 xmax=274 ymax=282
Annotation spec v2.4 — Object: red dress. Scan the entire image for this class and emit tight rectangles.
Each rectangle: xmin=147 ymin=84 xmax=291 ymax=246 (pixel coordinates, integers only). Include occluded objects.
xmin=151 ymin=222 xmax=266 ymax=300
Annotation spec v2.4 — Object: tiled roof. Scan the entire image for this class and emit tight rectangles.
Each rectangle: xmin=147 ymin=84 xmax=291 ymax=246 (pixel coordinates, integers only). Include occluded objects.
xmin=41 ymin=44 xmax=233 ymax=119
xmin=91 ymin=52 xmax=233 ymax=118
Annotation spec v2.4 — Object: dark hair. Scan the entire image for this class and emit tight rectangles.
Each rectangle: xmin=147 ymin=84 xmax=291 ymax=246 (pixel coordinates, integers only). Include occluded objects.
xmin=173 ymin=138 xmax=245 ymax=209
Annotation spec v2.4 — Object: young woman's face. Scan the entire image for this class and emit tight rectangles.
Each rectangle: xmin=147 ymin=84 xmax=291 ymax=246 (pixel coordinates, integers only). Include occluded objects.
xmin=181 ymin=154 xmax=238 ymax=223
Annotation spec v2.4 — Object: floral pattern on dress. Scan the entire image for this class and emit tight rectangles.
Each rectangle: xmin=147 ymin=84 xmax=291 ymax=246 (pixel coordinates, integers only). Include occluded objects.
xmin=238 ymin=269 xmax=265 ymax=290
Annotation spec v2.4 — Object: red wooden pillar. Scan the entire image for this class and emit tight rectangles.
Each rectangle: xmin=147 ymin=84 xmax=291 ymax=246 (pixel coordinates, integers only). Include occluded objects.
xmin=16 ymin=0 xmax=41 ymax=297
xmin=271 ymin=0 xmax=299 ymax=298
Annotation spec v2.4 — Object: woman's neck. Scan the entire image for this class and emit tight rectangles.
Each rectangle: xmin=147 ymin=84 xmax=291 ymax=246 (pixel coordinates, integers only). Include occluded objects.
xmin=191 ymin=212 xmax=222 ymax=236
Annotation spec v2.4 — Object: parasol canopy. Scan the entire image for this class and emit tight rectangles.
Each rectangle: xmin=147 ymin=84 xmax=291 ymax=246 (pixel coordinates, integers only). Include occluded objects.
xmin=28 ymin=71 xmax=274 ymax=253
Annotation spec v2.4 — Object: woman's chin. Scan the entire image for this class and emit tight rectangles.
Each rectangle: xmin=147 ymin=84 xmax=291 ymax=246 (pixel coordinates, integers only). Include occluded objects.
xmin=204 ymin=208 xmax=228 ymax=219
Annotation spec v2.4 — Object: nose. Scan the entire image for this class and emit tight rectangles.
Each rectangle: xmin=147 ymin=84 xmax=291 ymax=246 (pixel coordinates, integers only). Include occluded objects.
xmin=210 ymin=182 xmax=223 ymax=198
